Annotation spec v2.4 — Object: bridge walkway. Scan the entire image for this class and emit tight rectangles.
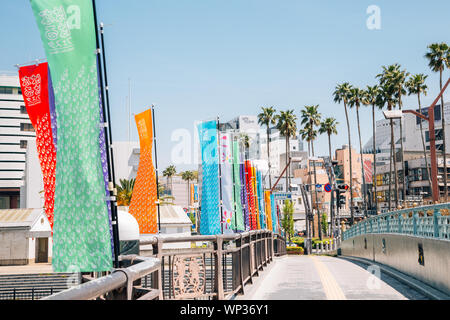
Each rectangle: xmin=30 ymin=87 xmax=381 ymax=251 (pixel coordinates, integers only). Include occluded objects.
xmin=238 ymin=255 xmax=430 ymax=300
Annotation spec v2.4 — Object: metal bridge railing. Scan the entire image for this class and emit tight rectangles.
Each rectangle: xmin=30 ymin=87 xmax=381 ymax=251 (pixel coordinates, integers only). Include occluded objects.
xmin=342 ymin=203 xmax=450 ymax=241
xmin=42 ymin=230 xmax=286 ymax=300
xmin=42 ymin=255 xmax=161 ymax=300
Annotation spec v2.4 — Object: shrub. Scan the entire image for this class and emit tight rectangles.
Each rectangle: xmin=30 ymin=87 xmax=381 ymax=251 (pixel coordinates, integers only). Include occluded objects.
xmin=286 ymin=246 xmax=304 ymax=255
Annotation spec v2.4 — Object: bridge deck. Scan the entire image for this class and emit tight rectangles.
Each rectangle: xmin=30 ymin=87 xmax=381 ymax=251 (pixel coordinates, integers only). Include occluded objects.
xmin=239 ymin=256 xmax=429 ymax=300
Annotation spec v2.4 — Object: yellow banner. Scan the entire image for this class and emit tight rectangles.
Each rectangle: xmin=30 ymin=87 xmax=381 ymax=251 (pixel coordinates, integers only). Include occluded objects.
xmin=129 ymin=109 xmax=158 ymax=234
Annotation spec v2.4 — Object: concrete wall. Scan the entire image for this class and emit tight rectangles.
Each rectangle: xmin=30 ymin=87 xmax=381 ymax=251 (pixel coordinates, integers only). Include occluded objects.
xmin=0 ymin=229 xmax=28 ymax=265
xmin=340 ymin=234 xmax=450 ymax=295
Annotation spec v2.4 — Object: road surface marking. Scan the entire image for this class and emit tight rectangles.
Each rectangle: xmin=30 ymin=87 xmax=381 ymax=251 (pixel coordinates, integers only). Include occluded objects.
xmin=310 ymin=256 xmax=347 ymax=300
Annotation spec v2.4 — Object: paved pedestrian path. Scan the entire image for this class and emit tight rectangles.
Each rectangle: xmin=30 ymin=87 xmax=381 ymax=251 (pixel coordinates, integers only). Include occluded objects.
xmin=239 ymin=255 xmax=427 ymax=300
xmin=0 ymin=263 xmax=53 ymax=275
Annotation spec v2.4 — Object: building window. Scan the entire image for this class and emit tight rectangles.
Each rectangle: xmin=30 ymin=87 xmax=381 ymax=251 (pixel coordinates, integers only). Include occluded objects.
xmin=0 ymin=87 xmax=14 ymax=94
xmin=20 ymin=105 xmax=27 ymax=114
xmin=20 ymin=140 xmax=28 ymax=149
xmin=20 ymin=123 xmax=35 ymax=132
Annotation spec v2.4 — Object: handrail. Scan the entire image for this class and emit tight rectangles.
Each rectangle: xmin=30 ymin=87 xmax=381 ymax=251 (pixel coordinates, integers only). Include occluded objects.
xmin=42 ymin=230 xmax=287 ymax=300
xmin=342 ymin=203 xmax=450 ymax=241
xmin=42 ymin=256 xmax=160 ymax=300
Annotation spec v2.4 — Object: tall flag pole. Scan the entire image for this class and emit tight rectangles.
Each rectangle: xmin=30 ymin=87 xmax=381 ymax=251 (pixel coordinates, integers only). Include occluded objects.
xmin=231 ymin=134 xmax=238 ymax=232
xmin=217 ymin=117 xmax=224 ymax=234
xmin=92 ymin=0 xmax=119 ymax=268
xmin=152 ymin=105 xmax=161 ymax=233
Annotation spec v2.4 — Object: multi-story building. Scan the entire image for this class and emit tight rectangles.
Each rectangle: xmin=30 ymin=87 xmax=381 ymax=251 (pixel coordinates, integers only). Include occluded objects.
xmin=364 ymin=103 xmax=450 ymax=203
xmin=0 ymin=73 xmax=35 ymax=209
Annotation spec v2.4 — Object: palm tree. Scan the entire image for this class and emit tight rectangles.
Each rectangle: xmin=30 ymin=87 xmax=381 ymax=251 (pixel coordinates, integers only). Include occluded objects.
xmin=319 ymin=117 xmax=338 ymax=160
xmin=319 ymin=117 xmax=338 ymax=239
xmin=425 ymin=42 xmax=450 ymax=202
xmin=116 ymin=178 xmax=135 ymax=206
xmin=163 ymin=165 xmax=177 ymax=194
xmin=361 ymin=85 xmax=381 ymax=214
xmin=276 ymin=110 xmax=297 ymax=192
xmin=258 ymin=106 xmax=277 ymax=189
xmin=333 ymin=82 xmax=355 ymax=225
xmin=300 ymin=105 xmax=322 ymax=239
xmin=348 ymin=86 xmax=369 ymax=214
xmin=406 ymin=74 xmax=432 ymax=193
xmin=181 ymin=171 xmax=195 ymax=208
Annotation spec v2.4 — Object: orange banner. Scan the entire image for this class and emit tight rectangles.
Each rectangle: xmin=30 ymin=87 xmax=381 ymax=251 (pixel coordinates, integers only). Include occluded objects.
xmin=129 ymin=109 xmax=158 ymax=234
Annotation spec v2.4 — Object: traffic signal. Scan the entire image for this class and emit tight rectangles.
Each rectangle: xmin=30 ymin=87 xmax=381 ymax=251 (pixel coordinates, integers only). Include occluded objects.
xmin=338 ymin=184 xmax=349 ymax=191
xmin=337 ymin=189 xmax=346 ymax=209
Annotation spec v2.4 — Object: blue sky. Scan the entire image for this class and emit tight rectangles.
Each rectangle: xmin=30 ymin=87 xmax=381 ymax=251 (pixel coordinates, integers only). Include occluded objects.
xmin=1 ymin=0 xmax=450 ymax=171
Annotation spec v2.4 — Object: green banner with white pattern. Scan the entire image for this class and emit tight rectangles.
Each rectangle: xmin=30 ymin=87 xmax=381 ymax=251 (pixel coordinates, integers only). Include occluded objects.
xmin=30 ymin=0 xmax=113 ymax=272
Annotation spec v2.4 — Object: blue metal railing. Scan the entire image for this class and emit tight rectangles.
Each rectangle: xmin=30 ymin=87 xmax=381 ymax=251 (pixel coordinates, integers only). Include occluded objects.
xmin=342 ymin=203 xmax=450 ymax=241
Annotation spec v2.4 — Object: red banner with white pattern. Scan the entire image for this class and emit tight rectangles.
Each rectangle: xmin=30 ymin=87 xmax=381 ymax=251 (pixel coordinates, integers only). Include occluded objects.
xmin=19 ymin=62 xmax=56 ymax=229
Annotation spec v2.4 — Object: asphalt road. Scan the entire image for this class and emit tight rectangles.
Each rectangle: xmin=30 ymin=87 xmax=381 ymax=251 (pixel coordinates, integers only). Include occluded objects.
xmin=241 ymin=255 xmax=429 ymax=300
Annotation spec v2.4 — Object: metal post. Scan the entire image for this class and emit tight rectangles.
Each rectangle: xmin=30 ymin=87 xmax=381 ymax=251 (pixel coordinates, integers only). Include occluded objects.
xmin=152 ymin=106 xmax=161 ymax=232
xmin=215 ymin=236 xmax=224 ymax=300
xmin=92 ymin=0 xmax=119 ymax=268
xmin=217 ymin=118 xmax=224 ymax=234
xmin=428 ymin=106 xmax=440 ymax=203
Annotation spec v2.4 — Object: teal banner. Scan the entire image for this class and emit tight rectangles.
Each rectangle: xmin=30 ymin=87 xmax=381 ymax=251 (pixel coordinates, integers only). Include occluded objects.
xmin=30 ymin=0 xmax=113 ymax=272
xmin=197 ymin=120 xmax=221 ymax=235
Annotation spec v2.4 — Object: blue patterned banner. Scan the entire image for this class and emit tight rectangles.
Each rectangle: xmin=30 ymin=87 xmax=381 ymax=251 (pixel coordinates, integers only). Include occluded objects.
xmin=271 ymin=194 xmax=278 ymax=233
xmin=197 ymin=120 xmax=220 ymax=235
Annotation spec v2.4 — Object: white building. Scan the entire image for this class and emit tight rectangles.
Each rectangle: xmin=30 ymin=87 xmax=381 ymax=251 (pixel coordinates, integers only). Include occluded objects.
xmin=112 ymin=141 xmax=140 ymax=181
xmin=0 ymin=208 xmax=52 ymax=265
xmin=0 ymin=73 xmax=36 ymax=209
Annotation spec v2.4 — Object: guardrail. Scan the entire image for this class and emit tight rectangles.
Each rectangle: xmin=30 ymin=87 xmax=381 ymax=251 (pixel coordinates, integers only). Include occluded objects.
xmin=42 ymin=230 xmax=286 ymax=300
xmin=342 ymin=203 xmax=450 ymax=241
xmin=43 ymin=255 xmax=161 ymax=300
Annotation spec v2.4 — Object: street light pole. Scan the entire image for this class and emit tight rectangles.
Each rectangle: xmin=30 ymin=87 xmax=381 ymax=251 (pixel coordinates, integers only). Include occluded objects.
xmin=397 ymin=77 xmax=450 ymax=203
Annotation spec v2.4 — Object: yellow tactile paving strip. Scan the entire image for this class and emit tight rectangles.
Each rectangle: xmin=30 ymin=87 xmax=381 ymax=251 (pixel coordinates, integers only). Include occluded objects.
xmin=310 ymin=256 xmax=347 ymax=300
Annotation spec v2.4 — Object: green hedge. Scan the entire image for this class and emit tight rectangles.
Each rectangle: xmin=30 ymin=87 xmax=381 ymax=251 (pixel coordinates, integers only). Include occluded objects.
xmin=286 ymin=246 xmax=304 ymax=255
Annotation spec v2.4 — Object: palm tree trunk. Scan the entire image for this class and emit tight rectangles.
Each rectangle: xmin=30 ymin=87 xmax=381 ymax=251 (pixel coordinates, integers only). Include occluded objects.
xmin=356 ymin=105 xmax=367 ymax=216
xmin=390 ymin=118 xmax=399 ymax=208
xmin=308 ymin=141 xmax=315 ymax=238
xmin=267 ymin=128 xmax=272 ymax=189
xmin=372 ymin=104 xmax=378 ymax=214
xmin=418 ymin=93 xmax=432 ymax=196
xmin=328 ymin=133 xmax=332 ymax=160
xmin=312 ymin=141 xmax=322 ymax=240
xmin=287 ymin=137 xmax=291 ymax=192
xmin=440 ymin=69 xmax=447 ymax=202
xmin=398 ymin=95 xmax=407 ymax=207
xmin=388 ymin=132 xmax=393 ymax=211
xmin=328 ymin=132 xmax=333 ymax=236
xmin=285 ymin=136 xmax=289 ymax=192
xmin=187 ymin=178 xmax=190 ymax=208
xmin=343 ymin=101 xmax=354 ymax=225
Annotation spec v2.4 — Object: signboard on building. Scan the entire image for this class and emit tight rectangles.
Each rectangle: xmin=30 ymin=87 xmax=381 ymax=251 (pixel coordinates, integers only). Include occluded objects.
xmin=272 ymin=192 xmax=292 ymax=201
